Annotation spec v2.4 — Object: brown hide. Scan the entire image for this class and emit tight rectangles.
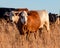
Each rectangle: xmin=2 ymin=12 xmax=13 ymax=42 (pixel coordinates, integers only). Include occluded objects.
xmin=21 ymin=11 xmax=41 ymax=33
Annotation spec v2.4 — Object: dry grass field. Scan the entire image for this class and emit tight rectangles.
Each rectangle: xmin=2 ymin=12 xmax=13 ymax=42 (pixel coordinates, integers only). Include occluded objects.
xmin=0 ymin=19 xmax=60 ymax=48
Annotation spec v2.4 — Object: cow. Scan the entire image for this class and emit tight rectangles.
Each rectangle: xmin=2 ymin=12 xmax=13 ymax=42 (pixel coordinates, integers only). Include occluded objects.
xmin=9 ymin=11 xmax=20 ymax=23
xmin=19 ymin=10 xmax=41 ymax=34
xmin=0 ymin=7 xmax=15 ymax=21
xmin=49 ymin=13 xmax=59 ymax=24
xmin=9 ymin=8 xmax=29 ymax=23
xmin=9 ymin=10 xmax=50 ymax=34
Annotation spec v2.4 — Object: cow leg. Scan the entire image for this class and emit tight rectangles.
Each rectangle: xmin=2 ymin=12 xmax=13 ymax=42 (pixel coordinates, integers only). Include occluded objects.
xmin=45 ymin=21 xmax=50 ymax=32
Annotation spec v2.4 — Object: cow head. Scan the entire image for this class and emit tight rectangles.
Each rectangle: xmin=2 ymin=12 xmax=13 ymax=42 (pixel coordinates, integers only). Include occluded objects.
xmin=6 ymin=11 xmax=20 ymax=23
xmin=20 ymin=11 xmax=28 ymax=25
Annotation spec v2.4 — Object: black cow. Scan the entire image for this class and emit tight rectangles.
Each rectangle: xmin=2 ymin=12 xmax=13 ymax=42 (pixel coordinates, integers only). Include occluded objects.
xmin=49 ymin=13 xmax=59 ymax=23
xmin=0 ymin=7 xmax=16 ymax=20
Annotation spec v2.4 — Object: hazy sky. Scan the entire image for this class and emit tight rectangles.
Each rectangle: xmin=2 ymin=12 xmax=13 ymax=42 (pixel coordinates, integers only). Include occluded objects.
xmin=0 ymin=0 xmax=60 ymax=14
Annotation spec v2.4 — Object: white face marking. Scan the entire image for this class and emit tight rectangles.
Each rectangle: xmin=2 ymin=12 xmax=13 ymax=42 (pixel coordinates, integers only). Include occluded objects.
xmin=9 ymin=11 xmax=20 ymax=23
xmin=20 ymin=11 xmax=28 ymax=25
xmin=12 ymin=16 xmax=19 ymax=23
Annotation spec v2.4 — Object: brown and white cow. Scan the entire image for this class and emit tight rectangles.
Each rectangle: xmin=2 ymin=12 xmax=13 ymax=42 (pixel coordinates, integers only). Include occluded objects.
xmin=19 ymin=10 xmax=50 ymax=33
xmin=9 ymin=10 xmax=50 ymax=34
xmin=20 ymin=10 xmax=41 ymax=33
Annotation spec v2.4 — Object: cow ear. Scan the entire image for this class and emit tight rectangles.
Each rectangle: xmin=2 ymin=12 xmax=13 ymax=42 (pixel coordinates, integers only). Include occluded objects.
xmin=18 ymin=12 xmax=22 ymax=17
xmin=18 ymin=12 xmax=21 ymax=16
xmin=19 ymin=11 xmax=24 ymax=15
